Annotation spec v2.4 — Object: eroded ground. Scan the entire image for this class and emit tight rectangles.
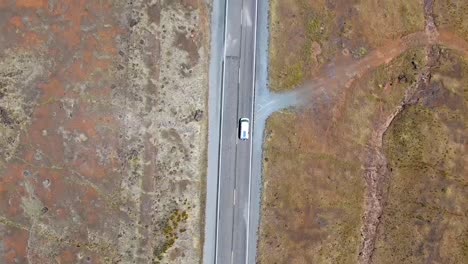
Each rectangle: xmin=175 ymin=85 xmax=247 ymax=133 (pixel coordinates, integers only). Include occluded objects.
xmin=259 ymin=0 xmax=467 ymax=263
xmin=0 ymin=0 xmax=209 ymax=263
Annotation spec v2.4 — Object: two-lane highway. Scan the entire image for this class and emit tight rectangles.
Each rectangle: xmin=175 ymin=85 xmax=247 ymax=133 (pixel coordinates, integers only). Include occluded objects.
xmin=207 ymin=0 xmax=258 ymax=263
xmin=233 ymin=0 xmax=257 ymax=262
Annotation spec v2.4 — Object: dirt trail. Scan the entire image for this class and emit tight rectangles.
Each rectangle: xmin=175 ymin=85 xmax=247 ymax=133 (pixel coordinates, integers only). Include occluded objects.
xmin=358 ymin=2 xmax=438 ymax=263
xmin=359 ymin=1 xmax=448 ymax=262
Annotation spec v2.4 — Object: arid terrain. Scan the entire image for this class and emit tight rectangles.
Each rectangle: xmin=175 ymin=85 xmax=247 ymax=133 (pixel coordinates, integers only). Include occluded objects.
xmin=0 ymin=1 xmax=210 ymax=263
xmin=259 ymin=0 xmax=467 ymax=263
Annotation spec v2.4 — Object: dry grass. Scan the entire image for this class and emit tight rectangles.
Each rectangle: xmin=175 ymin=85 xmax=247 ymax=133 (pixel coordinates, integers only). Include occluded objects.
xmin=264 ymin=0 xmax=467 ymax=262
xmin=259 ymin=110 xmax=365 ymax=264
xmin=373 ymin=48 xmax=468 ymax=264
xmin=260 ymin=43 xmax=468 ymax=263
xmin=268 ymin=0 xmax=425 ymax=92
xmin=356 ymin=0 xmax=425 ymax=46
xmin=259 ymin=46 xmax=430 ymax=263
xmin=434 ymin=0 xmax=468 ymax=41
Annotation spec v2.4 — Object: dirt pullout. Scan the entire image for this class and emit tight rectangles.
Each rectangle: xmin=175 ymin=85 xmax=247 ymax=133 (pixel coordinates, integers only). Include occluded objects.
xmin=0 ymin=1 xmax=209 ymax=264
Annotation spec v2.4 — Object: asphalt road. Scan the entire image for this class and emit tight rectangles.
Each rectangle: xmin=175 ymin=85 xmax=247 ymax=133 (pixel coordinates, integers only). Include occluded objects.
xmin=210 ymin=0 xmax=258 ymax=263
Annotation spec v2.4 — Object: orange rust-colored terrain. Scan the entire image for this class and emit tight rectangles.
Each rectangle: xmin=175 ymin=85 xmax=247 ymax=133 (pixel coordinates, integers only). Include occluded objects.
xmin=0 ymin=1 xmax=209 ymax=263
xmin=260 ymin=0 xmax=467 ymax=263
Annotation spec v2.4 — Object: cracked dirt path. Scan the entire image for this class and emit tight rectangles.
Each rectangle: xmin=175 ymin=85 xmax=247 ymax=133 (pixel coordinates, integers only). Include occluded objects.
xmin=358 ymin=1 xmax=451 ymax=261
xmin=358 ymin=49 xmax=438 ymax=263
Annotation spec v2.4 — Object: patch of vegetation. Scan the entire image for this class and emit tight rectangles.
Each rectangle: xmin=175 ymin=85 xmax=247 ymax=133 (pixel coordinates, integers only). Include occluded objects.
xmin=280 ymin=62 xmax=304 ymax=90
xmin=431 ymin=47 xmax=468 ymax=99
xmin=0 ymin=53 xmax=44 ymax=164
xmin=306 ymin=18 xmax=323 ymax=40
xmin=153 ymin=209 xmax=189 ymax=263
xmin=269 ymin=0 xmax=426 ymax=92
xmin=259 ymin=108 xmax=365 ymax=263
xmin=351 ymin=47 xmax=368 ymax=59
xmin=434 ymin=0 xmax=468 ymax=41
xmin=356 ymin=0 xmax=425 ymax=46
xmin=372 ymin=48 xmax=425 ymax=88
xmin=269 ymin=0 xmax=335 ymax=92
xmin=385 ymin=106 xmax=448 ymax=169
xmin=303 ymin=8 xmax=335 ymax=67
xmin=375 ymin=105 xmax=466 ymax=263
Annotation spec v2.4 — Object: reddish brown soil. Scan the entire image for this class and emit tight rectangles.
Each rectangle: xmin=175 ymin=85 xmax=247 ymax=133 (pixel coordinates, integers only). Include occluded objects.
xmin=0 ymin=1 xmax=209 ymax=263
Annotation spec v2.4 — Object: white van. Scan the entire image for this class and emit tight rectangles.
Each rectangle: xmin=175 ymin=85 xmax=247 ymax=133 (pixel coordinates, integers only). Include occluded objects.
xmin=239 ymin=118 xmax=250 ymax=140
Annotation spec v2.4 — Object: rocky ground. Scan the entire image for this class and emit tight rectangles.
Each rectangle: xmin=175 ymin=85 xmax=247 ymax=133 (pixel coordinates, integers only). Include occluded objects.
xmin=259 ymin=0 xmax=467 ymax=263
xmin=0 ymin=1 xmax=210 ymax=263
